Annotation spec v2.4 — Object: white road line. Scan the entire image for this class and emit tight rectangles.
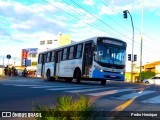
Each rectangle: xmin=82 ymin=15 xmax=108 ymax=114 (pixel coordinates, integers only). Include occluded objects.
xmin=12 ymin=84 xmax=38 ymax=86
xmin=65 ymin=87 xmax=117 ymax=93
xmin=30 ymin=86 xmax=68 ymax=88
xmin=47 ymin=86 xmax=97 ymax=91
xmin=86 ymin=88 xmax=134 ymax=96
xmin=142 ymin=95 xmax=160 ymax=104
xmin=117 ymin=90 xmax=155 ymax=100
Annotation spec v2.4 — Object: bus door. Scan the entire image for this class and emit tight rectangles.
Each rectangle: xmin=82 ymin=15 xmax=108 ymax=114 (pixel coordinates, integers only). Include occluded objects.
xmin=55 ymin=51 xmax=62 ymax=76
xmin=82 ymin=42 xmax=93 ymax=77
xmin=41 ymin=53 xmax=46 ymax=77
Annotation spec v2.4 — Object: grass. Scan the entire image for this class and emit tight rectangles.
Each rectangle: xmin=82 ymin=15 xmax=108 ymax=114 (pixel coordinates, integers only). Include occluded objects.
xmin=33 ymin=94 xmax=96 ymax=120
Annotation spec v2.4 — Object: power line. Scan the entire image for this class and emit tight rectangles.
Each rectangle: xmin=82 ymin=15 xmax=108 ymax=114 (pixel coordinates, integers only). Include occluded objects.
xmin=40 ymin=0 xmax=120 ymax=38
xmin=69 ymin=0 xmax=132 ymax=41
xmin=101 ymin=0 xmax=159 ymax=45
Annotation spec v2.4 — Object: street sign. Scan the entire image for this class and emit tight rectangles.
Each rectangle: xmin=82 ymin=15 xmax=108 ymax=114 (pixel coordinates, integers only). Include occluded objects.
xmin=6 ymin=54 xmax=11 ymax=59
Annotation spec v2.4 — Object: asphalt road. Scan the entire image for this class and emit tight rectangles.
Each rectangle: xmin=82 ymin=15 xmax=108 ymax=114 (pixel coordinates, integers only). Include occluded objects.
xmin=1 ymin=77 xmax=160 ymax=119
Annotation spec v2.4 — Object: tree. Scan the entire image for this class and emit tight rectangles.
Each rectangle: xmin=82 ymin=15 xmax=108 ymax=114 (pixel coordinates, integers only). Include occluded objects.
xmin=140 ymin=71 xmax=156 ymax=80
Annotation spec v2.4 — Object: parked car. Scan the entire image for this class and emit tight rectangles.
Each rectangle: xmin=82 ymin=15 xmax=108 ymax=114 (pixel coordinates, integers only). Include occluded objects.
xmin=143 ymin=75 xmax=160 ymax=85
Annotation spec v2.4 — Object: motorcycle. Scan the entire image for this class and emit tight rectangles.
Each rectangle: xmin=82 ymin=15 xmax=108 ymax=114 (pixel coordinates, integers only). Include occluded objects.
xmin=11 ymin=69 xmax=18 ymax=76
xmin=22 ymin=70 xmax=30 ymax=77
xmin=4 ymin=69 xmax=8 ymax=76
xmin=7 ymin=69 xmax=11 ymax=76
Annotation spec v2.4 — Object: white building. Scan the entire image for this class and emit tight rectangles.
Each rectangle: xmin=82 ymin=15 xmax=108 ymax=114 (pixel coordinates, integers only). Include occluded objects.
xmin=38 ymin=33 xmax=72 ymax=53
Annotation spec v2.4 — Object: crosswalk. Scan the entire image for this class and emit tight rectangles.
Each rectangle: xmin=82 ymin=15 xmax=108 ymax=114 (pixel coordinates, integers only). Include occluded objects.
xmin=2 ymin=83 xmax=160 ymax=104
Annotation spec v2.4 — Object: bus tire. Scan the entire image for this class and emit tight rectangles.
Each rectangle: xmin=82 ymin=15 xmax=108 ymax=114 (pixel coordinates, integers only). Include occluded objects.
xmin=75 ymin=69 xmax=81 ymax=83
xmin=46 ymin=70 xmax=51 ymax=81
xmin=101 ymin=80 xmax=106 ymax=85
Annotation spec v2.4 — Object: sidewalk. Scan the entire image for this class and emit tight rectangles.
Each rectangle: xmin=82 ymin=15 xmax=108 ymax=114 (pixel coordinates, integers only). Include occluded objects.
xmin=0 ymin=75 xmax=11 ymax=80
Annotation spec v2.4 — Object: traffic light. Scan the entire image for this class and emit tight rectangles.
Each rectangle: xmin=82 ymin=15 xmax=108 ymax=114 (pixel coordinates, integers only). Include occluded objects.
xmin=128 ymin=54 xmax=131 ymax=61
xmin=134 ymin=54 xmax=137 ymax=61
xmin=123 ymin=10 xmax=128 ymax=19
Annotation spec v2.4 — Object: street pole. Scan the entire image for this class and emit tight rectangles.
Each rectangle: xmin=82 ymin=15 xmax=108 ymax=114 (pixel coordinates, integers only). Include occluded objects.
xmin=123 ymin=10 xmax=134 ymax=83
xmin=127 ymin=11 xmax=134 ymax=83
xmin=140 ymin=0 xmax=144 ymax=82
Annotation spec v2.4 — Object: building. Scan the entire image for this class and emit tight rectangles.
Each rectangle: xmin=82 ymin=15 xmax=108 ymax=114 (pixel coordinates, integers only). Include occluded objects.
xmin=38 ymin=33 xmax=71 ymax=52
xmin=125 ymin=61 xmax=160 ymax=83
xmin=143 ymin=61 xmax=160 ymax=74
xmin=0 ymin=65 xmax=4 ymax=75
xmin=125 ymin=62 xmax=140 ymax=83
xmin=21 ymin=48 xmax=38 ymax=71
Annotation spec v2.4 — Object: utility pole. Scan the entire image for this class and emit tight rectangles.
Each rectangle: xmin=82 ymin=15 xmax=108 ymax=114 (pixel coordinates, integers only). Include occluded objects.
xmin=123 ymin=10 xmax=134 ymax=83
xmin=140 ymin=0 xmax=144 ymax=82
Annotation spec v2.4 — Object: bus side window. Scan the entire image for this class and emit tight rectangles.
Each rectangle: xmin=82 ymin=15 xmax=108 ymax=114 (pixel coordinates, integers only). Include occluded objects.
xmin=58 ymin=50 xmax=62 ymax=62
xmin=38 ymin=54 xmax=42 ymax=64
xmin=47 ymin=52 xmax=51 ymax=62
xmin=51 ymin=51 xmax=55 ymax=62
xmin=69 ymin=46 xmax=75 ymax=59
xmin=62 ymin=48 xmax=68 ymax=60
xmin=76 ymin=44 xmax=83 ymax=59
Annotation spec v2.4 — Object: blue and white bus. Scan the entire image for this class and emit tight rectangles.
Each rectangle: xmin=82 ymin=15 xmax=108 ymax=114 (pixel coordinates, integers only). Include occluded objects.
xmin=37 ymin=36 xmax=127 ymax=85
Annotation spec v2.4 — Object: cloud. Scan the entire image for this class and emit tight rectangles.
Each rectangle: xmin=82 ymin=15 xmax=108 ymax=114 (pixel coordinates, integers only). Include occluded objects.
xmin=0 ymin=0 xmax=74 ymax=44
xmin=99 ymin=0 xmax=160 ymax=17
xmin=83 ymin=0 xmax=95 ymax=5
xmin=99 ymin=5 xmax=117 ymax=15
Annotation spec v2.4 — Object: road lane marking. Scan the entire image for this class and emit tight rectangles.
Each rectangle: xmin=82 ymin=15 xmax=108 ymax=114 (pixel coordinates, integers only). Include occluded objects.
xmin=117 ymin=90 xmax=155 ymax=100
xmin=110 ymin=96 xmax=137 ymax=118
xmin=86 ymin=88 xmax=134 ymax=96
xmin=142 ymin=95 xmax=160 ymax=104
xmin=30 ymin=86 xmax=68 ymax=88
xmin=47 ymin=86 xmax=97 ymax=91
xmin=112 ymin=96 xmax=137 ymax=111
xmin=65 ymin=87 xmax=117 ymax=93
xmin=4 ymin=84 xmax=37 ymax=87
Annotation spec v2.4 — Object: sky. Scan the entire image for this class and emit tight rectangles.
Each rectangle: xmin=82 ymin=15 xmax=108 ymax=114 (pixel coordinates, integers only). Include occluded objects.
xmin=0 ymin=0 xmax=160 ymax=66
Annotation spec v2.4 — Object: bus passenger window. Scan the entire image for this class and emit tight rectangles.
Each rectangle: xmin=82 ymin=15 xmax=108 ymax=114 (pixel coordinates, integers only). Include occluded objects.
xmin=38 ymin=54 xmax=42 ymax=64
xmin=62 ymin=48 xmax=68 ymax=60
xmin=76 ymin=44 xmax=83 ymax=58
xmin=51 ymin=51 xmax=55 ymax=62
xmin=47 ymin=52 xmax=51 ymax=62
xmin=69 ymin=46 xmax=75 ymax=59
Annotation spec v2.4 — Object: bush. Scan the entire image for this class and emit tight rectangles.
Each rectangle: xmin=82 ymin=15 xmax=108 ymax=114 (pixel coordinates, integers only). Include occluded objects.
xmin=33 ymin=95 xmax=96 ymax=120
xmin=140 ymin=71 xmax=156 ymax=80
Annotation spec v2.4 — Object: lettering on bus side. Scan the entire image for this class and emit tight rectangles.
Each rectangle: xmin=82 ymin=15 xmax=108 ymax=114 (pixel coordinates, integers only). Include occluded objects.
xmin=71 ymin=61 xmax=76 ymax=64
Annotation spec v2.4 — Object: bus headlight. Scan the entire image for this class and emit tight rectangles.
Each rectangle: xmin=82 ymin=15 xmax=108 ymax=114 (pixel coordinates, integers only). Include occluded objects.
xmin=100 ymin=69 xmax=103 ymax=72
xmin=120 ymin=72 xmax=124 ymax=74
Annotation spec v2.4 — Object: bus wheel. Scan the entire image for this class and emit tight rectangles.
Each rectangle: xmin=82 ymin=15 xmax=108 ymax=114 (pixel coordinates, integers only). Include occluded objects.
xmin=101 ymin=80 xmax=106 ymax=85
xmin=46 ymin=71 xmax=51 ymax=81
xmin=75 ymin=69 xmax=81 ymax=83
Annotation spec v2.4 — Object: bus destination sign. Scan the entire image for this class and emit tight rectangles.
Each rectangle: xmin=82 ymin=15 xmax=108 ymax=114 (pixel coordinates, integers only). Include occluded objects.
xmin=102 ymin=39 xmax=123 ymax=46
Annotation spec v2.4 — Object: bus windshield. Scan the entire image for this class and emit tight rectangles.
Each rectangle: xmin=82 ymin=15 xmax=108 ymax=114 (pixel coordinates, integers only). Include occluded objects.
xmin=94 ymin=45 xmax=126 ymax=65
